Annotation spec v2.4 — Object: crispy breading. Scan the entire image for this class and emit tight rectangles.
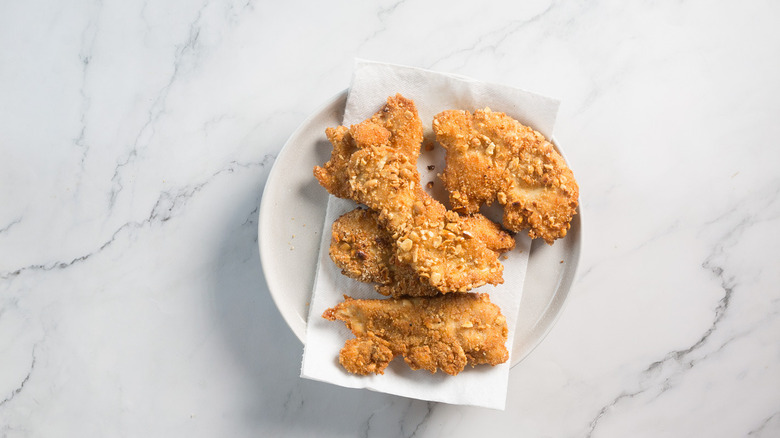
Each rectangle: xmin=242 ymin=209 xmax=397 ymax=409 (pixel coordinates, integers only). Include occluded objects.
xmin=433 ymin=108 xmax=579 ymax=244
xmin=351 ymin=93 xmax=424 ymax=159
xmin=457 ymin=213 xmax=516 ymax=254
xmin=314 ymin=94 xmax=423 ymax=197
xmin=346 ymin=145 xmax=420 ymax=230
xmin=330 ymin=208 xmax=514 ymax=298
xmin=323 ymin=293 xmax=509 ymax=375
xmin=314 ymin=125 xmax=355 ymax=199
xmin=315 ymin=95 xmax=505 ymax=293
xmin=329 ymin=208 xmax=394 ymax=286
xmin=346 ymin=146 xmax=504 ymax=292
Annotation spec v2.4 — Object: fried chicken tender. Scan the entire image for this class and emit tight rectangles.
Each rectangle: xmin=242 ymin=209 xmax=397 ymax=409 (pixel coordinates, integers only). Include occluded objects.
xmin=330 ymin=208 xmax=514 ymax=298
xmin=315 ymin=95 xmax=505 ymax=293
xmin=346 ymin=146 xmax=504 ymax=292
xmin=433 ymin=108 xmax=579 ymax=244
xmin=314 ymin=94 xmax=423 ymax=198
xmin=322 ymin=293 xmax=509 ymax=375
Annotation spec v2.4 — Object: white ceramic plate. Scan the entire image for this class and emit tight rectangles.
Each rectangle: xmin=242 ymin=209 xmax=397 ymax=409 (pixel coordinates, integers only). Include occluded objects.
xmin=259 ymin=90 xmax=581 ymax=366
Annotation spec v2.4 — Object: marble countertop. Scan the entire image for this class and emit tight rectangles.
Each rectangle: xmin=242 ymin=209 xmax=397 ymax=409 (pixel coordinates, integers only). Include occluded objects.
xmin=2 ymin=1 xmax=779 ymax=436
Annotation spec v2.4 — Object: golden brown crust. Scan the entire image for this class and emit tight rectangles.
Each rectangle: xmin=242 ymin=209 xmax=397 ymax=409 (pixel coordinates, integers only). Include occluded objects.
xmin=315 ymin=95 xmax=505 ymax=293
xmin=458 ymin=213 xmax=516 ymax=254
xmin=329 ymin=208 xmax=394 ymax=285
xmin=433 ymin=108 xmax=579 ymax=244
xmin=322 ymin=293 xmax=509 ymax=375
xmin=352 ymin=93 xmax=424 ymax=159
xmin=330 ymin=208 xmax=514 ymax=298
xmin=314 ymin=93 xmax=423 ymax=198
xmin=313 ymin=126 xmax=356 ymax=199
xmin=346 ymin=146 xmax=504 ymax=293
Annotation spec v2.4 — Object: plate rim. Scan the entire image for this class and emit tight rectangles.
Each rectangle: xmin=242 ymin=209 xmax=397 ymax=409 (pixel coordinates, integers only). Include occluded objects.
xmin=258 ymin=89 xmax=347 ymax=342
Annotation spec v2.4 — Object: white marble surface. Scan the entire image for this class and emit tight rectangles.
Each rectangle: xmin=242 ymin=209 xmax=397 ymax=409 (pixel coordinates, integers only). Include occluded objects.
xmin=1 ymin=1 xmax=779 ymax=436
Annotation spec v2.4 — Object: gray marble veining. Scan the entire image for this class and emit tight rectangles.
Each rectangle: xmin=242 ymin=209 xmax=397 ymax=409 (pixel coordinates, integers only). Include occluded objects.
xmin=1 ymin=1 xmax=779 ymax=436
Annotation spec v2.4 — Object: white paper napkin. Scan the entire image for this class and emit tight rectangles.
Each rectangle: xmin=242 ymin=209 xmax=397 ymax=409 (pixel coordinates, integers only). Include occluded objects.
xmin=301 ymin=60 xmax=560 ymax=410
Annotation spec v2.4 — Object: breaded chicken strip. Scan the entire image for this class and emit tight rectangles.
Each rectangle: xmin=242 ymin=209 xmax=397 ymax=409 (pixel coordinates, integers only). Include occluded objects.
xmin=433 ymin=108 xmax=579 ymax=244
xmin=322 ymin=293 xmax=509 ymax=375
xmin=314 ymin=94 xmax=423 ymax=198
xmin=330 ymin=208 xmax=514 ymax=298
xmin=346 ymin=145 xmax=503 ymax=292
xmin=315 ymin=95 xmax=505 ymax=293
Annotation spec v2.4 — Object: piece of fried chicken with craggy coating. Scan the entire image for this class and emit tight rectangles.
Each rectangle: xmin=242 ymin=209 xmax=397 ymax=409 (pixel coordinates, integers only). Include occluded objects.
xmin=433 ymin=108 xmax=579 ymax=244
xmin=329 ymin=208 xmax=514 ymax=298
xmin=322 ymin=293 xmax=509 ymax=375
xmin=346 ymin=145 xmax=504 ymax=293
xmin=314 ymin=94 xmax=423 ymax=198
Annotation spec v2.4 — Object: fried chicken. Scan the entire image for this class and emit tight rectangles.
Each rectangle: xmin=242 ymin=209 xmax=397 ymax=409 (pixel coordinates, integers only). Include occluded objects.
xmin=330 ymin=208 xmax=514 ymax=298
xmin=322 ymin=293 xmax=509 ymax=375
xmin=314 ymin=94 xmax=423 ymax=198
xmin=433 ymin=108 xmax=579 ymax=244
xmin=346 ymin=145 xmax=504 ymax=292
xmin=315 ymin=95 xmax=505 ymax=293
